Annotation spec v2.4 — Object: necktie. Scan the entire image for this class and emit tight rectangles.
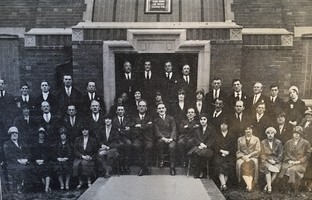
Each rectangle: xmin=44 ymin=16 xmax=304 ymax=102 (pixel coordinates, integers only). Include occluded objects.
xmin=166 ymin=73 xmax=169 ymax=79
xmin=214 ymin=90 xmax=217 ymax=99
xmin=235 ymin=92 xmax=240 ymax=100
xmin=94 ymin=114 xmax=98 ymax=122
xmin=45 ymin=114 xmax=50 ymax=123
xmin=148 ymin=72 xmax=150 ymax=80
xmin=119 ymin=117 xmax=123 ymax=125
xmin=70 ymin=117 xmax=75 ymax=126
xmin=253 ymin=95 xmax=257 ymax=105
xmin=186 ymin=76 xmax=189 ymax=84
xmin=66 ymin=88 xmax=70 ymax=97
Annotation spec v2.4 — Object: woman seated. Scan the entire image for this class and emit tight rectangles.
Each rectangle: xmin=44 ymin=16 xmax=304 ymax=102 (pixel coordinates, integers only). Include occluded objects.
xmin=260 ymin=127 xmax=283 ymax=194
xmin=73 ymin=126 xmax=98 ymax=189
xmin=213 ymin=118 xmax=236 ymax=191
xmin=53 ymin=127 xmax=72 ymax=190
xmin=30 ymin=127 xmax=52 ymax=193
xmin=278 ymin=126 xmax=311 ymax=196
xmin=188 ymin=113 xmax=215 ymax=179
xmin=236 ymin=125 xmax=261 ymax=192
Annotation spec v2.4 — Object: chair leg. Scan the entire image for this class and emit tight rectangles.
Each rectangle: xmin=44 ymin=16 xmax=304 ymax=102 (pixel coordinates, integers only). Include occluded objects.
xmin=187 ymin=158 xmax=191 ymax=178
xmin=206 ymin=159 xmax=210 ymax=179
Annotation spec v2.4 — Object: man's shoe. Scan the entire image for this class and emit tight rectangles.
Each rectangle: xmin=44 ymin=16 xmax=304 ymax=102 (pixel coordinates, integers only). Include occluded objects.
xmin=170 ymin=167 xmax=176 ymax=176
xmin=137 ymin=168 xmax=144 ymax=176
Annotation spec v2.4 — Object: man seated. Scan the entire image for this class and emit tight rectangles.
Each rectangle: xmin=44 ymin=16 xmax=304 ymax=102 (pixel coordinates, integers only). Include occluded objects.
xmin=154 ymin=103 xmax=177 ymax=176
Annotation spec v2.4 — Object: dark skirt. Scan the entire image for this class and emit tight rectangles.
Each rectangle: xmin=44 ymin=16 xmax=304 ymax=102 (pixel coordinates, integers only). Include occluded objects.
xmin=73 ymin=159 xmax=95 ymax=177
xmin=54 ymin=160 xmax=72 ymax=176
xmin=241 ymin=160 xmax=255 ymax=177
xmin=214 ymin=155 xmax=235 ymax=176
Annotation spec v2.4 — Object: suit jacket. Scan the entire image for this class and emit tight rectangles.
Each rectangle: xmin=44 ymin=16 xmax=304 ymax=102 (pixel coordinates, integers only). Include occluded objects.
xmin=112 ymin=115 xmax=134 ymax=140
xmin=251 ymin=113 xmax=273 ymax=141
xmin=137 ymin=70 xmax=159 ymax=102
xmin=229 ymin=112 xmax=250 ymax=139
xmin=159 ymin=72 xmax=180 ymax=103
xmin=153 ymin=114 xmax=177 ymax=140
xmin=85 ymin=112 xmax=106 ymax=139
xmin=62 ymin=115 xmax=83 ymax=143
xmin=193 ymin=100 xmax=209 ymax=118
xmin=227 ymin=91 xmax=248 ymax=112
xmin=177 ymin=75 xmax=196 ymax=105
xmin=117 ymin=72 xmax=138 ymax=97
xmin=300 ymin=119 xmax=312 ymax=144
xmin=56 ymin=87 xmax=82 ymax=115
xmin=36 ymin=113 xmax=62 ymax=144
xmin=209 ymin=109 xmax=227 ymax=128
xmin=34 ymin=93 xmax=59 ymax=115
xmin=81 ymin=92 xmax=105 ymax=113
xmin=205 ymin=89 xmax=227 ymax=112
xmin=266 ymin=96 xmax=285 ymax=119
xmin=178 ymin=119 xmax=199 ymax=140
xmin=274 ymin=123 xmax=293 ymax=145
xmin=245 ymin=93 xmax=270 ymax=115
xmin=132 ymin=114 xmax=154 ymax=142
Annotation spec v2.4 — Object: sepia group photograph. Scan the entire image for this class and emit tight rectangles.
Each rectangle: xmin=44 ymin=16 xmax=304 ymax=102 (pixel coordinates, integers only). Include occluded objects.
xmin=0 ymin=0 xmax=312 ymax=200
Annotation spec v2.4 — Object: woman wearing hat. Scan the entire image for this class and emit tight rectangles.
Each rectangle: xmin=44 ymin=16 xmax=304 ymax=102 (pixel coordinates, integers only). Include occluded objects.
xmin=286 ymin=86 xmax=305 ymax=126
xmin=278 ymin=126 xmax=311 ymax=195
xmin=260 ymin=127 xmax=283 ymax=193
xmin=189 ymin=113 xmax=215 ymax=179
xmin=299 ymin=109 xmax=312 ymax=191
xmin=213 ymin=118 xmax=236 ymax=191
xmin=53 ymin=127 xmax=72 ymax=190
xmin=30 ymin=127 xmax=52 ymax=193
xmin=236 ymin=125 xmax=261 ymax=192
xmin=73 ymin=126 xmax=98 ymax=189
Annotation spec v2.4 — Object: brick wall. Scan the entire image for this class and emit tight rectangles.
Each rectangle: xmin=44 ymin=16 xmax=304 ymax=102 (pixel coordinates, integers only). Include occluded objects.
xmin=241 ymin=46 xmax=293 ymax=99
xmin=0 ymin=0 xmax=86 ymax=30
xmin=231 ymin=0 xmax=283 ymax=28
xmin=72 ymin=41 xmax=104 ymax=92
xmin=20 ymin=46 xmax=72 ymax=96
xmin=210 ymin=41 xmax=243 ymax=93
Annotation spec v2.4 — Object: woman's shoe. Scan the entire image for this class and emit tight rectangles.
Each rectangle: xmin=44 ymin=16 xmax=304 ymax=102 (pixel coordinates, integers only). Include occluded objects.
xmin=60 ymin=185 xmax=64 ymax=190
xmin=246 ymin=187 xmax=252 ymax=192
xmin=222 ymin=185 xmax=228 ymax=191
xmin=45 ymin=187 xmax=51 ymax=193
xmin=65 ymin=185 xmax=69 ymax=190
xmin=76 ymin=184 xmax=82 ymax=190
xmin=263 ymin=185 xmax=268 ymax=193
xmin=87 ymin=180 xmax=92 ymax=187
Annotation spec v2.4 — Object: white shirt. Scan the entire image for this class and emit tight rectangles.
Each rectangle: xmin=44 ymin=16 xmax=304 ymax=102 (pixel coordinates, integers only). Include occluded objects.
xmin=166 ymin=72 xmax=172 ymax=79
xmin=235 ymin=91 xmax=242 ymax=99
xmin=125 ymin=73 xmax=131 ymax=80
xmin=270 ymin=96 xmax=276 ymax=103
xmin=268 ymin=141 xmax=273 ymax=149
xmin=253 ymin=94 xmax=260 ymax=105
xmin=106 ymin=125 xmax=111 ymax=140
xmin=93 ymin=113 xmax=99 ymax=122
xmin=83 ymin=136 xmax=88 ymax=150
xmin=70 ymin=116 xmax=76 ymax=126
xmin=139 ymin=114 xmax=145 ymax=120
xmin=44 ymin=113 xmax=51 ymax=123
xmin=145 ymin=71 xmax=151 ymax=79
xmin=65 ymin=86 xmax=72 ymax=96
xmin=213 ymin=89 xmax=220 ymax=99
xmin=88 ymin=92 xmax=95 ymax=100
xmin=184 ymin=75 xmax=190 ymax=84
xmin=256 ymin=113 xmax=263 ymax=122
xmin=179 ymin=101 xmax=184 ymax=110
xmin=213 ymin=110 xmax=222 ymax=118
xmin=42 ymin=92 xmax=49 ymax=100
xmin=197 ymin=101 xmax=202 ymax=112
xmin=22 ymin=95 xmax=29 ymax=102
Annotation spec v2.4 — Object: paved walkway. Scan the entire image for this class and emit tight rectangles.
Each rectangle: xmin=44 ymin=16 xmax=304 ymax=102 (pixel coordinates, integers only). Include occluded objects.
xmin=78 ymin=175 xmax=225 ymax=200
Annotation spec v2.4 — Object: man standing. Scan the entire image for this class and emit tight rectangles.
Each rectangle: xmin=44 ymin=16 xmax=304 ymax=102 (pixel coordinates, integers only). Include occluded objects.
xmin=138 ymin=61 xmax=158 ymax=102
xmin=267 ymin=84 xmax=285 ymax=120
xmin=229 ymin=100 xmax=250 ymax=139
xmin=81 ymin=81 xmax=105 ymax=114
xmin=35 ymin=80 xmax=58 ymax=115
xmin=178 ymin=64 xmax=196 ymax=105
xmin=56 ymin=74 xmax=82 ymax=116
xmin=160 ymin=61 xmax=180 ymax=103
xmin=205 ymin=77 xmax=227 ymax=112
xmin=118 ymin=61 xmax=137 ymax=97
xmin=154 ymin=103 xmax=177 ymax=175
xmin=132 ymin=100 xmax=154 ymax=176
xmin=227 ymin=79 xmax=248 ymax=111
xmin=15 ymin=83 xmax=36 ymax=113
xmin=62 ymin=104 xmax=82 ymax=143
xmin=246 ymin=82 xmax=269 ymax=115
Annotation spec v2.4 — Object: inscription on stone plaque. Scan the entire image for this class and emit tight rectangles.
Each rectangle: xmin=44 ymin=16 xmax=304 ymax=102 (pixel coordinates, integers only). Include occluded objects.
xmin=145 ymin=0 xmax=171 ymax=14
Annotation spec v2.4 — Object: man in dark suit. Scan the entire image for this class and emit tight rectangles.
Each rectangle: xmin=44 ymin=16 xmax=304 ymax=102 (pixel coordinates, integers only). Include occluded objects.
xmin=132 ymin=100 xmax=154 ymax=176
xmin=56 ymin=74 xmax=82 ymax=116
xmin=177 ymin=108 xmax=199 ymax=166
xmin=274 ymin=112 xmax=293 ymax=144
xmin=267 ymin=84 xmax=285 ymax=120
xmin=3 ymin=127 xmax=30 ymax=194
xmin=62 ymin=104 xmax=83 ymax=144
xmin=15 ymin=83 xmax=36 ymax=114
xmin=160 ymin=61 xmax=180 ymax=103
xmin=250 ymin=102 xmax=273 ymax=140
xmin=86 ymin=100 xmax=106 ymax=139
xmin=138 ymin=61 xmax=158 ymax=102
xmin=36 ymin=101 xmax=61 ymax=144
xmin=118 ymin=61 xmax=137 ymax=98
xmin=154 ymin=103 xmax=177 ymax=175
xmin=246 ymin=82 xmax=270 ymax=115
xmin=81 ymin=81 xmax=105 ymax=114
xmin=210 ymin=98 xmax=227 ymax=128
xmin=112 ymin=104 xmax=134 ymax=173
xmin=178 ymin=64 xmax=196 ymax=106
xmin=34 ymin=80 xmax=58 ymax=115
xmin=229 ymin=100 xmax=250 ymax=139
xmin=227 ymin=79 xmax=248 ymax=112
xmin=0 ymin=79 xmax=17 ymax=145
xmin=205 ymin=77 xmax=227 ymax=113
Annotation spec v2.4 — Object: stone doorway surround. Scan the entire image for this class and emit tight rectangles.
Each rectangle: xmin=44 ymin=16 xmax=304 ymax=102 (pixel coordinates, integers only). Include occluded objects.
xmin=72 ymin=22 xmax=242 ymax=111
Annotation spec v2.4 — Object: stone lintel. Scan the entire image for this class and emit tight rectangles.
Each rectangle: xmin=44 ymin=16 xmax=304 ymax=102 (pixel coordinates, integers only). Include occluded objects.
xmin=25 ymin=28 xmax=72 ymax=35
xmin=73 ymin=22 xmax=242 ymax=29
xmin=294 ymin=27 xmax=312 ymax=37
xmin=242 ymin=28 xmax=293 ymax=35
xmin=0 ymin=27 xmax=25 ymax=38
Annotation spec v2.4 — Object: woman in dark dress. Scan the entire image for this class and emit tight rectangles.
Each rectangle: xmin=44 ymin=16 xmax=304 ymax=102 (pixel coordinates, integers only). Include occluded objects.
xmin=213 ymin=118 xmax=236 ymax=191
xmin=53 ymin=127 xmax=72 ymax=190
xmin=30 ymin=127 xmax=52 ymax=193
xmin=73 ymin=126 xmax=98 ymax=189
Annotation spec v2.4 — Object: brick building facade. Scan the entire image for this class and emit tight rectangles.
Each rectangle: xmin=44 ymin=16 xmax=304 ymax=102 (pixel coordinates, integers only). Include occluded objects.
xmin=0 ymin=0 xmax=312 ymax=111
